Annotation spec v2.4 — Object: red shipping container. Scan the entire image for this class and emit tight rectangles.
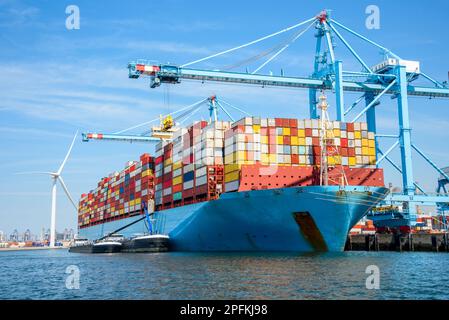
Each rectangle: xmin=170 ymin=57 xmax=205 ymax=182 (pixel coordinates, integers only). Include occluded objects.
xmin=183 ymin=154 xmax=194 ymax=165
xmin=313 ymin=146 xmax=321 ymax=155
xmin=289 ymin=119 xmax=298 ymax=128
xmin=283 ymin=136 xmax=291 ymax=145
xmin=305 ymin=128 xmax=312 ymax=136
xmin=182 ymin=188 xmax=195 ymax=198
xmin=173 ymin=184 xmax=182 ymax=193
xmin=196 ymin=184 xmax=208 ymax=195
xmin=346 ymin=122 xmax=354 ymax=132
xmin=162 ymin=180 xmax=172 ymax=189
xmin=341 ymin=138 xmax=348 ymax=148
xmin=348 ymin=148 xmax=355 ymax=157
xmin=290 ymin=127 xmax=297 ymax=136
xmin=275 ymin=118 xmax=283 ymax=127
xmin=291 ymin=154 xmax=299 ymax=164
xmin=341 ymin=148 xmax=348 ymax=157
xmin=312 ymin=137 xmax=320 ymax=146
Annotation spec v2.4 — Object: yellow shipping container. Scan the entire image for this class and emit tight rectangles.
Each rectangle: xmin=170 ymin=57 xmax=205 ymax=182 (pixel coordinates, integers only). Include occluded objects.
xmin=237 ymin=151 xmax=245 ymax=161
xmin=135 ymin=198 xmax=141 ymax=205
xmin=261 ymin=136 xmax=268 ymax=144
xmin=225 ymin=171 xmax=240 ymax=182
xmin=173 ymin=161 xmax=182 ymax=170
xmin=269 ymin=154 xmax=277 ymax=163
xmin=130 ymin=200 xmax=135 ymax=206
xmin=173 ymin=175 xmax=183 ymax=185
xmin=291 ymin=136 xmax=298 ymax=145
xmin=354 ymin=131 xmax=361 ymax=139
xmin=261 ymin=154 xmax=269 ymax=163
xmin=298 ymin=137 xmax=305 ymax=145
xmin=362 ymin=146 xmax=369 ymax=155
xmin=333 ymin=129 xmax=341 ymax=137
xmin=276 ymin=136 xmax=283 ymax=144
xmin=224 ymin=153 xmax=234 ymax=164
xmin=368 ymin=139 xmax=375 ymax=148
xmin=369 ymin=156 xmax=376 ymax=165
xmin=253 ymin=125 xmax=261 ymax=134
xmin=362 ymin=139 xmax=369 ymax=147
xmin=297 ymin=129 xmax=305 ymax=137
xmin=283 ymin=127 xmax=290 ymax=136
xmin=164 ymin=158 xmax=172 ymax=166
xmin=225 ymin=164 xmax=241 ymax=174
xmin=349 ymin=157 xmax=356 ymax=166
xmin=368 ymin=148 xmax=376 ymax=156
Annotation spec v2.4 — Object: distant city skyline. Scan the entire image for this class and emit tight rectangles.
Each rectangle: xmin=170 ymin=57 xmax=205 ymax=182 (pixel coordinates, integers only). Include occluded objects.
xmin=0 ymin=228 xmax=75 ymax=242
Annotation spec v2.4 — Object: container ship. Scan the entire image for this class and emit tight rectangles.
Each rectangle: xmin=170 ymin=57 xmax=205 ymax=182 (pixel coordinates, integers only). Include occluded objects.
xmin=78 ymin=112 xmax=389 ymax=252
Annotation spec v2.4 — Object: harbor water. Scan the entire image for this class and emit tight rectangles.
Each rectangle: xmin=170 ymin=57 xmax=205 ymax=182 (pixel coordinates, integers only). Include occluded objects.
xmin=1 ymin=249 xmax=449 ymax=300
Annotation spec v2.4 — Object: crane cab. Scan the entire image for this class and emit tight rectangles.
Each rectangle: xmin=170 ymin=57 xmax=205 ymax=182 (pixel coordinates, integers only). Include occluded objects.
xmin=370 ymin=58 xmax=421 ymax=84
xmin=150 ymin=115 xmax=177 ymax=140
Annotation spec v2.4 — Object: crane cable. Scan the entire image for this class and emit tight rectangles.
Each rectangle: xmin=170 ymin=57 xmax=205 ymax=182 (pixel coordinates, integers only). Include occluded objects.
xmin=114 ymin=98 xmax=208 ymax=134
xmin=222 ymin=21 xmax=315 ymax=72
xmin=180 ymin=17 xmax=316 ymax=68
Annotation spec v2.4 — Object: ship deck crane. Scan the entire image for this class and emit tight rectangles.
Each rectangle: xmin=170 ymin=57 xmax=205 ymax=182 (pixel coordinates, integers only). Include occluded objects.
xmin=127 ymin=9 xmax=449 ymax=225
xmin=81 ymin=96 xmax=245 ymax=143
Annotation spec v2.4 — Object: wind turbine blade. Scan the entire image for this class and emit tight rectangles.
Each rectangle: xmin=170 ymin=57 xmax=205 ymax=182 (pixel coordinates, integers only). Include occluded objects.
xmin=57 ymin=176 xmax=78 ymax=211
xmin=15 ymin=171 xmax=54 ymax=175
xmin=57 ymin=130 xmax=78 ymax=175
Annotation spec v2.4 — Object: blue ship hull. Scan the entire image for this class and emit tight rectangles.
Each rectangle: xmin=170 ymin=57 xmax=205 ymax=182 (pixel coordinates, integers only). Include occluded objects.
xmin=79 ymin=185 xmax=389 ymax=252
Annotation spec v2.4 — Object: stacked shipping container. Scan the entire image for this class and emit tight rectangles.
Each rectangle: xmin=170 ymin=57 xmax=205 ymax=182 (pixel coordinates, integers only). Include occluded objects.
xmin=78 ymin=153 xmax=155 ymax=229
xmin=79 ymin=117 xmax=383 ymax=226
xmin=224 ymin=117 xmax=377 ymax=191
xmin=154 ymin=121 xmax=230 ymax=210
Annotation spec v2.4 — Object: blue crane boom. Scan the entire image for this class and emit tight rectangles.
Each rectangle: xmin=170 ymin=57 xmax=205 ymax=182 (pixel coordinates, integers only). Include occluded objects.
xmin=127 ymin=64 xmax=449 ymax=98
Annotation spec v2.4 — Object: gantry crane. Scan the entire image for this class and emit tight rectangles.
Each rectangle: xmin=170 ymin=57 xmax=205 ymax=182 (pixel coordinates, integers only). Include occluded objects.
xmin=126 ymin=9 xmax=449 ymax=225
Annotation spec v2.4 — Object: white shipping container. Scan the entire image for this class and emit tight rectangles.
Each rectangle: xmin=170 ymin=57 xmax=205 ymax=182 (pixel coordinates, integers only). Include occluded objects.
xmin=225 ymin=180 xmax=240 ymax=192
xmin=196 ymin=166 xmax=207 ymax=177
xmin=173 ymin=168 xmax=182 ymax=177
xmin=261 ymin=118 xmax=268 ymax=127
xmin=183 ymin=180 xmax=194 ymax=190
xmin=163 ymin=187 xmax=172 ymax=196
xmin=195 ymin=175 xmax=207 ymax=186
xmin=214 ymin=139 xmax=224 ymax=148
xmin=183 ymin=163 xmax=195 ymax=172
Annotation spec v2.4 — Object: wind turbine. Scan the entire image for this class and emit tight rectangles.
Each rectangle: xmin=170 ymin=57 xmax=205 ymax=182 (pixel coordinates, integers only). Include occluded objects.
xmin=18 ymin=132 xmax=79 ymax=247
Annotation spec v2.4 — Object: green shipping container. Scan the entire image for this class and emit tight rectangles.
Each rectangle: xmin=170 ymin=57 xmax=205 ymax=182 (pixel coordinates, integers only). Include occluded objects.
xmin=173 ymin=192 xmax=183 ymax=201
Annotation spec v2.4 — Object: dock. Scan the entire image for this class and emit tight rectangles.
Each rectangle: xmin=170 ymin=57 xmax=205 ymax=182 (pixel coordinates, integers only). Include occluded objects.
xmin=345 ymin=233 xmax=449 ymax=252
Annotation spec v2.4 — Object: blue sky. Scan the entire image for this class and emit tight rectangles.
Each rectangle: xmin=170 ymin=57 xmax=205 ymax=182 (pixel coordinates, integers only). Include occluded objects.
xmin=1 ymin=0 xmax=448 ymax=235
